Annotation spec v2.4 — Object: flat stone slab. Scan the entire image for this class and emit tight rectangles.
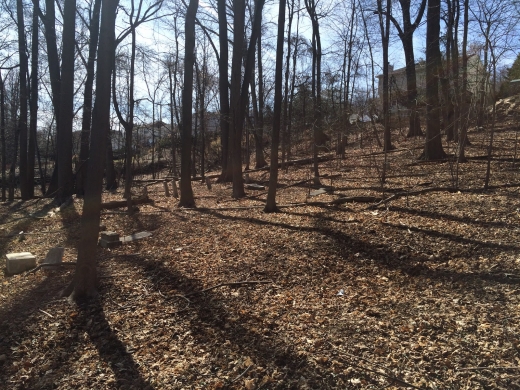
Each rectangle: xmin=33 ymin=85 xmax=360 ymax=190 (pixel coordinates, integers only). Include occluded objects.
xmin=42 ymin=247 xmax=64 ymax=271
xmin=245 ymin=183 xmax=265 ymax=190
xmin=309 ymin=187 xmax=334 ymax=197
xmin=43 ymin=247 xmax=64 ymax=265
xmin=120 ymin=231 xmax=152 ymax=243
xmin=99 ymin=239 xmax=122 ymax=248
xmin=6 ymin=252 xmax=36 ymax=275
xmin=100 ymin=231 xmax=120 ymax=242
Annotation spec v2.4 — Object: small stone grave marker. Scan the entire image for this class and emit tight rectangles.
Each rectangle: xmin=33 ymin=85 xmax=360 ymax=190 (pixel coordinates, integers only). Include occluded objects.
xmin=120 ymin=231 xmax=152 ymax=243
xmin=245 ymin=183 xmax=264 ymax=190
xmin=6 ymin=252 xmax=36 ymax=274
xmin=99 ymin=231 xmax=122 ymax=248
xmin=42 ymin=247 xmax=64 ymax=271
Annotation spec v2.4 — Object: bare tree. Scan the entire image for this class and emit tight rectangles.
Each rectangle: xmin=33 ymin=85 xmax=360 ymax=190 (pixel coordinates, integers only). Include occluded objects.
xmin=76 ymin=0 xmax=102 ymax=196
xmin=178 ymin=0 xmax=198 ymax=207
xmin=65 ymin=0 xmax=120 ymax=301
xmin=388 ymin=0 xmax=426 ymax=137
xmin=16 ymin=0 xmax=29 ymax=199
xmin=420 ymin=0 xmax=446 ymax=160
xmin=265 ymin=0 xmax=286 ymax=212
xmin=376 ymin=0 xmax=395 ymax=153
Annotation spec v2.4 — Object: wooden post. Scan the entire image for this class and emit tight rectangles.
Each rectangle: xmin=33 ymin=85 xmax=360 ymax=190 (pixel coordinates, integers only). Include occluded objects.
xmin=163 ymin=180 xmax=170 ymax=197
xmin=172 ymin=180 xmax=178 ymax=198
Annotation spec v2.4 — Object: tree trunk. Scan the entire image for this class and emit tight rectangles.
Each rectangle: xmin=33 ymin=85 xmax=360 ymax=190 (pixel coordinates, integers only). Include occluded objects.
xmin=230 ymin=0 xmax=264 ymax=198
xmin=66 ymin=0 xmax=120 ymax=302
xmin=178 ymin=0 xmax=198 ymax=207
xmin=77 ymin=0 xmax=102 ymax=196
xmin=254 ymin=11 xmax=267 ymax=169
xmin=420 ymin=0 xmax=446 ymax=160
xmin=265 ymin=0 xmax=286 ymax=212
xmin=402 ymin=34 xmax=422 ymax=137
xmin=217 ymin=0 xmax=231 ymax=182
xmin=457 ymin=0 xmax=469 ymax=162
xmin=57 ymin=0 xmax=77 ymax=203
xmin=0 ymin=71 xmax=5 ymax=201
xmin=28 ymin=5 xmax=39 ymax=197
xmin=105 ymin=132 xmax=117 ymax=190
xmin=16 ymin=0 xmax=29 ymax=200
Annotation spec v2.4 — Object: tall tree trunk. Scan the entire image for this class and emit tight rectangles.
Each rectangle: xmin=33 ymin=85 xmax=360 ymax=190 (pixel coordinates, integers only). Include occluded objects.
xmin=230 ymin=0 xmax=264 ymax=198
xmin=178 ymin=0 xmax=198 ymax=207
xmin=57 ymin=0 xmax=77 ymax=202
xmin=105 ymin=132 xmax=117 ymax=190
xmin=217 ymin=0 xmax=231 ymax=182
xmin=77 ymin=0 xmax=102 ymax=196
xmin=0 ymin=71 xmax=5 ymax=201
xmin=16 ymin=0 xmax=29 ymax=199
xmin=287 ymin=1 xmax=300 ymax=162
xmin=28 ymin=5 xmax=39 ymax=197
xmin=420 ymin=0 xmax=446 ymax=160
xmin=457 ymin=0 xmax=469 ymax=162
xmin=281 ymin=0 xmax=293 ymax=166
xmin=265 ymin=0 xmax=286 ymax=212
xmin=167 ymin=56 xmax=178 ymax=176
xmin=254 ymin=8 xmax=267 ymax=169
xmin=402 ymin=34 xmax=422 ymax=137
xmin=66 ymin=0 xmax=120 ymax=302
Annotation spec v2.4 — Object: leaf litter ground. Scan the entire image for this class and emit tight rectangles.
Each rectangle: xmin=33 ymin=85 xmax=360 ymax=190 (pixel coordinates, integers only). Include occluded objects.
xmin=1 ymin=125 xmax=520 ymax=389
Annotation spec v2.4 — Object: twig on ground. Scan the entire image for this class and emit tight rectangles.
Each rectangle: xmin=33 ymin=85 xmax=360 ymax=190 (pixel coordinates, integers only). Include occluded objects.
xmin=39 ymin=309 xmax=54 ymax=318
xmin=328 ymin=342 xmax=424 ymax=390
xmin=231 ymin=364 xmax=253 ymax=383
xmin=185 ymin=280 xmax=272 ymax=297
xmin=456 ymin=366 xmax=520 ymax=371
xmin=25 ymin=262 xmax=77 ymax=276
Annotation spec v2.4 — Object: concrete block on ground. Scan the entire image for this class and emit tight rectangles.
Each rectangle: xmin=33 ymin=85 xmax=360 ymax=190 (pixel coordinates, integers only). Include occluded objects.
xmin=245 ymin=183 xmax=265 ymax=190
xmin=99 ymin=231 xmax=122 ymax=248
xmin=120 ymin=231 xmax=152 ymax=243
xmin=100 ymin=231 xmax=120 ymax=242
xmin=6 ymin=252 xmax=36 ymax=274
xmin=42 ymin=247 xmax=64 ymax=271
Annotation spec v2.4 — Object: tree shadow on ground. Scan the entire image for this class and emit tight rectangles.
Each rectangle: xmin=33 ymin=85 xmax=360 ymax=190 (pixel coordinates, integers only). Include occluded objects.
xmin=0 ymin=272 xmax=153 ymax=389
xmin=114 ymin=254 xmax=353 ymax=388
xmin=194 ymin=208 xmax=520 ymax=290
xmin=387 ymin=205 xmax=514 ymax=230
xmin=0 ymin=273 xmax=70 ymax=381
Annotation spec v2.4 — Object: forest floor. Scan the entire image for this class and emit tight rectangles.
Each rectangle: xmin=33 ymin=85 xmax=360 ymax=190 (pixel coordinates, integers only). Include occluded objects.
xmin=1 ymin=121 xmax=520 ymax=389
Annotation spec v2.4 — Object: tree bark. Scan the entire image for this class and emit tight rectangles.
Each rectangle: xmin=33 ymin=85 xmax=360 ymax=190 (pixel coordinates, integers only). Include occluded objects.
xmin=420 ymin=0 xmax=446 ymax=160
xmin=66 ymin=0 xmax=120 ymax=301
xmin=230 ymin=0 xmax=264 ymax=198
xmin=76 ymin=0 xmax=102 ymax=196
xmin=457 ymin=0 xmax=469 ymax=162
xmin=217 ymin=0 xmax=231 ymax=182
xmin=178 ymin=0 xmax=198 ymax=207
xmin=254 ymin=6 xmax=267 ymax=169
xmin=0 ymin=71 xmax=5 ymax=201
xmin=265 ymin=0 xmax=286 ymax=212
xmin=16 ymin=0 xmax=29 ymax=199
xmin=57 ymin=0 xmax=77 ymax=202
xmin=28 ymin=5 xmax=39 ymax=197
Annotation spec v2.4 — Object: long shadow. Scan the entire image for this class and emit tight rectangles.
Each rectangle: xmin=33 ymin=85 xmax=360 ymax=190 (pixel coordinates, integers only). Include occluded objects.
xmin=114 ymin=254 xmax=347 ymax=388
xmin=193 ymin=208 xmax=520 ymax=288
xmin=384 ymin=221 xmax=520 ymax=252
xmin=0 ymin=273 xmax=71 ymax=381
xmin=388 ymin=205 xmax=515 ymax=230
xmin=73 ymin=286 xmax=153 ymax=389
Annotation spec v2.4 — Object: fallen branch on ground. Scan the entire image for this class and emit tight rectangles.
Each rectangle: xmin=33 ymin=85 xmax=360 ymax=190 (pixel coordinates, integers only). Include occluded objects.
xmin=101 ymin=196 xmax=153 ymax=210
xmin=185 ymin=280 xmax=272 ymax=297
xmin=25 ymin=262 xmax=77 ymax=275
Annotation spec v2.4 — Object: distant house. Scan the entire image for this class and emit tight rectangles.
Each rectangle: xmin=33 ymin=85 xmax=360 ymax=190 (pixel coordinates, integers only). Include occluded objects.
xmin=377 ymin=55 xmax=488 ymax=113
